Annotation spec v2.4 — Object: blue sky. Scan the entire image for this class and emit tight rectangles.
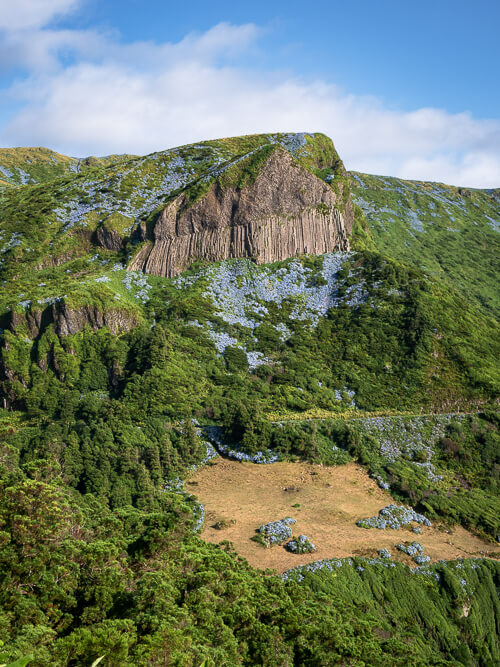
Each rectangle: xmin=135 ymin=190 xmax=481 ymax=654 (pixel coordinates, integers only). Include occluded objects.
xmin=77 ymin=0 xmax=500 ymax=117
xmin=0 ymin=0 xmax=499 ymax=186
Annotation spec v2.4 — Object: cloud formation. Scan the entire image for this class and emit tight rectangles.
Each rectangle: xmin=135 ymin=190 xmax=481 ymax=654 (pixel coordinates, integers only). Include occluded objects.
xmin=1 ymin=10 xmax=499 ymax=187
xmin=0 ymin=0 xmax=80 ymax=31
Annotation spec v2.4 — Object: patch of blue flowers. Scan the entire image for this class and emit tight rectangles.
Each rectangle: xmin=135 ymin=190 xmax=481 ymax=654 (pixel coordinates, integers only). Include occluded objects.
xmin=162 ymin=478 xmax=205 ymax=533
xmin=414 ymin=554 xmax=431 ymax=565
xmin=357 ymin=504 xmax=432 ymax=530
xmin=281 ymin=556 xmax=398 ymax=583
xmin=192 ymin=503 xmax=205 ymax=533
xmin=354 ymin=414 xmax=465 ymax=482
xmin=0 ymin=232 xmax=22 ymax=254
xmin=286 ymin=535 xmax=316 ymax=554
xmin=175 ymin=253 xmax=371 ymax=372
xmin=398 ymin=542 xmax=433 ymax=567
xmin=397 ymin=542 xmax=424 ymax=557
xmin=185 ymin=321 xmax=270 ymax=369
xmin=177 ymin=252 xmax=367 ymax=333
xmin=205 ymin=426 xmax=279 ymax=464
xmin=122 ymin=271 xmax=152 ymax=303
xmin=266 ymin=132 xmax=313 ymax=156
xmin=258 ymin=518 xmax=296 ymax=546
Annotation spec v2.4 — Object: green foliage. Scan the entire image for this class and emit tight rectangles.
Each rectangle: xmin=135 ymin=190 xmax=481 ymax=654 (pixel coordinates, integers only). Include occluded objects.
xmin=218 ymin=144 xmax=277 ymax=190
xmin=0 ymin=134 xmax=498 ymax=665
xmin=0 ymin=147 xmax=134 ymax=189
xmin=349 ymin=171 xmax=500 ymax=319
xmin=315 ymin=202 xmax=331 ymax=216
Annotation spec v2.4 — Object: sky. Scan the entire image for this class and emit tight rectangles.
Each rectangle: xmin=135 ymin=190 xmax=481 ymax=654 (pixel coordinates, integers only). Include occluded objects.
xmin=0 ymin=0 xmax=499 ymax=186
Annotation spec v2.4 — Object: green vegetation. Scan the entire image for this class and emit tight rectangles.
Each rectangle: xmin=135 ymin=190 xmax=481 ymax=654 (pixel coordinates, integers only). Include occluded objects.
xmin=0 ymin=134 xmax=498 ymax=664
xmin=0 ymin=147 xmax=135 ymax=188
xmin=253 ymin=412 xmax=500 ymax=540
xmin=349 ymin=171 xmax=500 ymax=319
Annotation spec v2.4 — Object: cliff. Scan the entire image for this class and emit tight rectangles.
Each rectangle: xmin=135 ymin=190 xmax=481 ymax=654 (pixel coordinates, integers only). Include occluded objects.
xmin=8 ymin=302 xmax=140 ymax=338
xmin=129 ymin=143 xmax=353 ymax=277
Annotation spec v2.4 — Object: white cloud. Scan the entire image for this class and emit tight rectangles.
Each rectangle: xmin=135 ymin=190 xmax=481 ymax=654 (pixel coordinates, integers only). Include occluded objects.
xmin=0 ymin=0 xmax=79 ymax=31
xmin=1 ymin=18 xmax=499 ymax=188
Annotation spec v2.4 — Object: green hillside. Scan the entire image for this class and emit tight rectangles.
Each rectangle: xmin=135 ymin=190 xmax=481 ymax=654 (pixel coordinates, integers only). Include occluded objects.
xmin=0 ymin=134 xmax=499 ymax=665
xmin=0 ymin=146 xmax=135 ymax=188
xmin=349 ymin=172 xmax=500 ymax=319
xmin=0 ymin=132 xmax=346 ymax=283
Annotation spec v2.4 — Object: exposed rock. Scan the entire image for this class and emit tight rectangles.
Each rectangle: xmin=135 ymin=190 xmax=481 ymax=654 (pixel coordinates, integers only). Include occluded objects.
xmin=129 ymin=147 xmax=353 ymax=277
xmin=93 ymin=226 xmax=124 ymax=251
xmin=8 ymin=302 xmax=139 ymax=338
xmin=51 ymin=302 xmax=139 ymax=336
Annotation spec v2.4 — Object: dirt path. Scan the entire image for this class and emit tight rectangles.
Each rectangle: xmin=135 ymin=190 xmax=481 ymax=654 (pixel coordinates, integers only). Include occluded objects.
xmin=189 ymin=458 xmax=499 ymax=574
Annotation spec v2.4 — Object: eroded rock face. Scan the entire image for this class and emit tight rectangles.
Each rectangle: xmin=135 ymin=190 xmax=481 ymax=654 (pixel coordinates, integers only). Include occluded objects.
xmin=93 ymin=226 xmax=124 ymax=251
xmin=129 ymin=147 xmax=353 ymax=277
xmin=51 ymin=303 xmax=139 ymax=336
xmin=8 ymin=303 xmax=139 ymax=338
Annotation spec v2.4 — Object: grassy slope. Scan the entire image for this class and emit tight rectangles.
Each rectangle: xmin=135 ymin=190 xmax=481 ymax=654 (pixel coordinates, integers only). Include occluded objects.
xmin=0 ymin=147 xmax=136 ymax=187
xmin=349 ymin=171 xmax=500 ymax=320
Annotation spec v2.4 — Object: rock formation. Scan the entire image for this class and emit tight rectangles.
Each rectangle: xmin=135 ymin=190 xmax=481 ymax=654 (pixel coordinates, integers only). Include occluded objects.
xmin=129 ymin=146 xmax=353 ymax=277
xmin=8 ymin=302 xmax=139 ymax=338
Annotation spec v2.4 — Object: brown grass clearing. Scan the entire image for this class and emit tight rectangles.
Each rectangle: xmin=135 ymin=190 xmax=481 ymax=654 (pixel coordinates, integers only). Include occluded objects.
xmin=189 ymin=458 xmax=500 ymax=574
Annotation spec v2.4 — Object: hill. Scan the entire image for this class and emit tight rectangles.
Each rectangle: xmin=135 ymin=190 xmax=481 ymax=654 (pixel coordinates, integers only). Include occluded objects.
xmin=349 ymin=171 xmax=500 ymax=319
xmin=0 ymin=146 xmax=135 ymax=188
xmin=0 ymin=133 xmax=499 ymax=665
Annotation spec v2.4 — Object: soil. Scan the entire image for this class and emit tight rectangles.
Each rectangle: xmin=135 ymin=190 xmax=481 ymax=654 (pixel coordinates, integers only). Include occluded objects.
xmin=189 ymin=458 xmax=500 ymax=574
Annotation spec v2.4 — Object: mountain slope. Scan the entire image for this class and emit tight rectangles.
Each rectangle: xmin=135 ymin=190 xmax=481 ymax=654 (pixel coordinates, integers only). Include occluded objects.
xmin=0 ymin=133 xmax=499 ymax=666
xmin=0 ymin=133 xmax=351 ymax=283
xmin=349 ymin=171 xmax=500 ymax=319
xmin=0 ymin=146 xmax=135 ymax=188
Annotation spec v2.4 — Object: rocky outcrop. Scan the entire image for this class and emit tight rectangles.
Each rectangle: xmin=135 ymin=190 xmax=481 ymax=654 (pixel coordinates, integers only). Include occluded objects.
xmin=8 ymin=302 xmax=139 ymax=338
xmin=50 ymin=302 xmax=139 ymax=336
xmin=93 ymin=226 xmax=124 ymax=251
xmin=129 ymin=146 xmax=353 ymax=277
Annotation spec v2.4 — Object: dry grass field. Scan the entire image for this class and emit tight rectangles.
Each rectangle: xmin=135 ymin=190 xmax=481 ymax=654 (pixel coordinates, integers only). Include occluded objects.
xmin=189 ymin=458 xmax=500 ymax=573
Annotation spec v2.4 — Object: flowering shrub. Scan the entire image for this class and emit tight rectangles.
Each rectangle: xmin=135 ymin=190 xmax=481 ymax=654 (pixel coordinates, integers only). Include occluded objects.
xmin=397 ymin=542 xmax=424 ymax=557
xmin=205 ymin=426 xmax=279 ymax=464
xmin=192 ymin=503 xmax=205 ymax=533
xmin=414 ymin=554 xmax=431 ymax=565
xmin=354 ymin=414 xmax=465 ymax=482
xmin=280 ymin=555 xmax=400 ymax=583
xmin=256 ymin=518 xmax=296 ymax=547
xmin=122 ymin=271 xmax=152 ymax=303
xmin=175 ymin=253 xmax=371 ymax=378
xmin=267 ymin=132 xmax=312 ymax=155
xmin=177 ymin=253 xmax=367 ymax=336
xmin=397 ymin=542 xmax=433 ymax=566
xmin=357 ymin=504 xmax=432 ymax=530
xmin=286 ymin=534 xmax=316 ymax=554
xmin=0 ymin=232 xmax=22 ymax=253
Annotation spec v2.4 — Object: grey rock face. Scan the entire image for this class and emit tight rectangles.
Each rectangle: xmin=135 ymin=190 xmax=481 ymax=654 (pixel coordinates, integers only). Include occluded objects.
xmin=9 ymin=303 xmax=139 ymax=337
xmin=129 ymin=147 xmax=352 ymax=277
